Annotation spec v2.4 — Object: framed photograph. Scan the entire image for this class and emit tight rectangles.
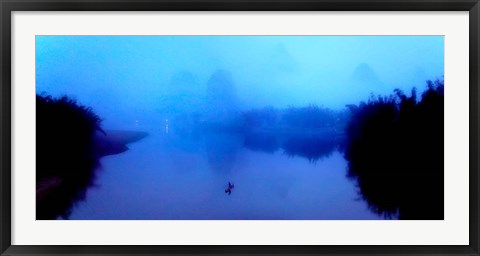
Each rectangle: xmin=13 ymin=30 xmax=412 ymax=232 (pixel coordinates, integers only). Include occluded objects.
xmin=1 ymin=0 xmax=479 ymax=255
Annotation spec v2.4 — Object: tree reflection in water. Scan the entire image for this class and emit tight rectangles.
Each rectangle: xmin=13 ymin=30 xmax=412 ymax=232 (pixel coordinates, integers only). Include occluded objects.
xmin=243 ymin=132 xmax=342 ymax=163
xmin=36 ymin=95 xmax=148 ymax=220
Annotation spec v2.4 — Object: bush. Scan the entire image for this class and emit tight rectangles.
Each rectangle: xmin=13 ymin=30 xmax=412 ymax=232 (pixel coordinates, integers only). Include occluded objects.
xmin=344 ymin=80 xmax=444 ymax=219
xmin=36 ymin=94 xmax=103 ymax=219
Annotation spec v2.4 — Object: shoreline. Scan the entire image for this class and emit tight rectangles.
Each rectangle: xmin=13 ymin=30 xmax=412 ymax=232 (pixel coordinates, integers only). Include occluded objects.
xmin=36 ymin=129 xmax=148 ymax=209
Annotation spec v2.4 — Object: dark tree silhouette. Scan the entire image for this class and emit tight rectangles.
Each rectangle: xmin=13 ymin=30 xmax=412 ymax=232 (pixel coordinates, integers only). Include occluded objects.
xmin=281 ymin=135 xmax=338 ymax=163
xmin=282 ymin=104 xmax=335 ymax=129
xmin=243 ymin=132 xmax=341 ymax=163
xmin=240 ymin=104 xmax=344 ymax=163
xmin=36 ymin=94 xmax=103 ymax=220
xmin=242 ymin=106 xmax=279 ymax=129
xmin=344 ymin=80 xmax=444 ymax=220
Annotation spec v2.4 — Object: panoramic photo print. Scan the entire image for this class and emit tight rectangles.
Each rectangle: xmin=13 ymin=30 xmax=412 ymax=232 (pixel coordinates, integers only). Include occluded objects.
xmin=36 ymin=35 xmax=444 ymax=220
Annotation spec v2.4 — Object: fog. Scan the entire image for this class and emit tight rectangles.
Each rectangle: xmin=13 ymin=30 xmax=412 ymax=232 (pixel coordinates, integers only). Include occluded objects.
xmin=36 ymin=36 xmax=444 ymax=220
xmin=36 ymin=36 xmax=443 ymax=129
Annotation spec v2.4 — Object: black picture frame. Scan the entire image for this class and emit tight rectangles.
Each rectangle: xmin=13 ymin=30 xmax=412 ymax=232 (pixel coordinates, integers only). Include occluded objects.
xmin=1 ymin=0 xmax=479 ymax=255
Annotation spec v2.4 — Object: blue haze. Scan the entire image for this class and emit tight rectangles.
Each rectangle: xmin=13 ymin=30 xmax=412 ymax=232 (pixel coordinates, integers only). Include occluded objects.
xmin=36 ymin=36 xmax=443 ymax=129
xmin=36 ymin=36 xmax=444 ymax=220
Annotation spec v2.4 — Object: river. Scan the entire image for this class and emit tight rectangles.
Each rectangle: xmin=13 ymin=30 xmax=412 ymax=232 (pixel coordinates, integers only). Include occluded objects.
xmin=69 ymin=124 xmax=384 ymax=220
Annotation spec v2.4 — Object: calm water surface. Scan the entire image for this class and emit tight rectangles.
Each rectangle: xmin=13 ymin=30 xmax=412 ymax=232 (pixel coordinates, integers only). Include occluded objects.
xmin=70 ymin=124 xmax=383 ymax=220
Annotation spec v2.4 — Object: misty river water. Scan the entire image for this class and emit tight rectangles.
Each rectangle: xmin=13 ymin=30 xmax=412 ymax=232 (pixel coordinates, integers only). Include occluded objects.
xmin=68 ymin=122 xmax=385 ymax=220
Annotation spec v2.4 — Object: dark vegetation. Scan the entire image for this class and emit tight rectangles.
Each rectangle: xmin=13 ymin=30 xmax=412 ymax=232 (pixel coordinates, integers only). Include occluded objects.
xmin=282 ymin=135 xmax=338 ymax=162
xmin=174 ymin=76 xmax=444 ymax=219
xmin=36 ymin=94 xmax=103 ymax=220
xmin=173 ymin=70 xmax=444 ymax=219
xmin=242 ymin=106 xmax=279 ymax=129
xmin=243 ymin=132 xmax=280 ymax=154
xmin=239 ymin=105 xmax=346 ymax=162
xmin=241 ymin=105 xmax=344 ymax=131
xmin=282 ymin=105 xmax=336 ymax=129
xmin=36 ymin=71 xmax=443 ymax=220
xmin=243 ymin=132 xmax=340 ymax=163
xmin=344 ymin=80 xmax=444 ymax=220
xmin=172 ymin=69 xmax=347 ymax=163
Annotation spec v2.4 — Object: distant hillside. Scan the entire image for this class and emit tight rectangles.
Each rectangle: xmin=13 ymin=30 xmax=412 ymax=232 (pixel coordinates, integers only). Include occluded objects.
xmin=205 ymin=69 xmax=239 ymax=122
xmin=350 ymin=63 xmax=383 ymax=87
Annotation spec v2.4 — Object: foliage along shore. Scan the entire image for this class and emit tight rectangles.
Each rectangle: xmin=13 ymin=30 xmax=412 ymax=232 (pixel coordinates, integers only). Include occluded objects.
xmin=344 ymin=79 xmax=444 ymax=219
xmin=36 ymin=94 xmax=147 ymax=219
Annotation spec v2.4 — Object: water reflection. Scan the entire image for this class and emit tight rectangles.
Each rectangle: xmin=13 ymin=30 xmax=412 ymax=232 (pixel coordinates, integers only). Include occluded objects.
xmin=344 ymin=81 xmax=444 ymax=220
xmin=243 ymin=131 xmax=343 ymax=163
xmin=36 ymin=94 xmax=149 ymax=220
xmin=205 ymin=132 xmax=243 ymax=173
xmin=36 ymin=95 xmax=102 ymax=220
xmin=282 ymin=135 xmax=339 ymax=163
xmin=41 ymin=89 xmax=443 ymax=220
xmin=69 ymin=128 xmax=381 ymax=220
xmin=36 ymin=158 xmax=100 ymax=220
xmin=36 ymin=129 xmax=148 ymax=220
xmin=243 ymin=132 xmax=279 ymax=154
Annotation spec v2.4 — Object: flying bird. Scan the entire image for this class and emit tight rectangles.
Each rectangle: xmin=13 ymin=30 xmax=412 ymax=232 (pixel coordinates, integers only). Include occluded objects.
xmin=225 ymin=182 xmax=235 ymax=195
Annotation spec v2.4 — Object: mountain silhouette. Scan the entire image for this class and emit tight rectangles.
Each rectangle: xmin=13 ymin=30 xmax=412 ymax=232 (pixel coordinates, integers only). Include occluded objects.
xmin=350 ymin=63 xmax=383 ymax=87
xmin=271 ymin=44 xmax=298 ymax=73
